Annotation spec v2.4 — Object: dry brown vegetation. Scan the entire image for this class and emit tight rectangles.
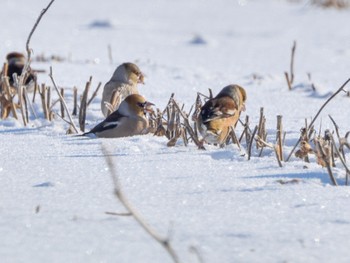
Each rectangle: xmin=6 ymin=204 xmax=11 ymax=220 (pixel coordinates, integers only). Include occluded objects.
xmin=311 ymin=0 xmax=349 ymax=8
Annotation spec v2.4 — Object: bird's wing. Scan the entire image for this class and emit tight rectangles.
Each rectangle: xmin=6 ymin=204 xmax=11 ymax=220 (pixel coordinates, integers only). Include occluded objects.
xmin=201 ymin=97 xmax=237 ymax=123
xmin=84 ymin=111 xmax=128 ymax=135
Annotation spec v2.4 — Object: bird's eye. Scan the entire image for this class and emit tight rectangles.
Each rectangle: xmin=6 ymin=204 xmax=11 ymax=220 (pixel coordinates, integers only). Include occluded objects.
xmin=137 ymin=102 xmax=146 ymax=108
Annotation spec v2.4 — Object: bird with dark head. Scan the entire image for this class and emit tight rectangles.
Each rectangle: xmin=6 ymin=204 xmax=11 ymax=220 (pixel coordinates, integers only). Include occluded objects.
xmin=101 ymin=62 xmax=145 ymax=117
xmin=3 ymin=52 xmax=36 ymax=87
xmin=197 ymin=84 xmax=247 ymax=146
xmin=86 ymin=94 xmax=154 ymax=138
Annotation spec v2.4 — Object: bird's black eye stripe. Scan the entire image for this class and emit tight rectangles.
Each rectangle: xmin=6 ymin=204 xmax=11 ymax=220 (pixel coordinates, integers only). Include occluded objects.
xmin=137 ymin=102 xmax=146 ymax=108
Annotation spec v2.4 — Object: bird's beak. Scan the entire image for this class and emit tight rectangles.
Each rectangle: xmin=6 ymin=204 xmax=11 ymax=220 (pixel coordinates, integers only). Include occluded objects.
xmin=138 ymin=72 xmax=145 ymax=84
xmin=144 ymin=101 xmax=155 ymax=113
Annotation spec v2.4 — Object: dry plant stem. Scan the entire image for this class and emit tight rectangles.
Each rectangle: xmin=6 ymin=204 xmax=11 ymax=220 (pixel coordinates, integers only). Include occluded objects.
xmin=102 ymin=146 xmax=180 ymax=263
xmin=329 ymin=133 xmax=350 ymax=185
xmin=2 ymin=76 xmax=18 ymax=119
xmin=316 ymin=140 xmax=338 ymax=186
xmin=328 ymin=115 xmax=346 ymax=160
xmin=19 ymin=0 xmax=56 ymax=89
xmin=286 ymin=77 xmax=350 ymax=162
xmin=276 ymin=115 xmax=284 ymax=162
xmin=49 ymin=66 xmax=78 ymax=133
xmin=40 ymin=84 xmax=49 ymax=119
xmin=172 ymin=98 xmax=204 ymax=149
xmin=248 ymin=125 xmax=258 ymax=161
xmin=274 ymin=145 xmax=283 ymax=168
xmin=105 ymin=211 xmax=132 ymax=216
xmin=23 ymin=87 xmax=33 ymax=122
xmin=290 ymin=40 xmax=296 ymax=84
xmin=72 ymin=87 xmax=78 ymax=116
xmin=32 ymin=81 xmax=38 ymax=103
xmin=230 ymin=128 xmax=241 ymax=150
xmin=18 ymin=86 xmax=27 ymax=126
xmin=79 ymin=79 xmax=92 ymax=132
xmin=284 ymin=72 xmax=292 ymax=91
xmin=309 ymin=78 xmax=350 ymax=133
xmin=60 ymin=88 xmax=65 ymax=118
xmin=87 ymin=82 xmax=102 ymax=107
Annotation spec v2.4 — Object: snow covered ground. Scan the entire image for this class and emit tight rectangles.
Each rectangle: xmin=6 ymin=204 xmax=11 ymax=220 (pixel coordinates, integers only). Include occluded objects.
xmin=1 ymin=0 xmax=350 ymax=262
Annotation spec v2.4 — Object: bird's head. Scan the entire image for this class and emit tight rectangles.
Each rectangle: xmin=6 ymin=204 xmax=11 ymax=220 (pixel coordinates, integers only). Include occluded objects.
xmin=216 ymin=84 xmax=247 ymax=111
xmin=6 ymin=52 xmax=26 ymax=66
xmin=112 ymin=62 xmax=145 ymax=85
xmin=119 ymin=94 xmax=154 ymax=117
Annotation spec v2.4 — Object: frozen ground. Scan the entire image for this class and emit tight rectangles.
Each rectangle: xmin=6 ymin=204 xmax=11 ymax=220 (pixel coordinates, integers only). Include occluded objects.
xmin=1 ymin=0 xmax=350 ymax=262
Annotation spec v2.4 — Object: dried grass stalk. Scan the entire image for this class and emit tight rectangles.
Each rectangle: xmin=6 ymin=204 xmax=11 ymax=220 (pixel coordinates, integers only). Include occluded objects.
xmin=79 ymin=78 xmax=92 ymax=132
xmin=276 ymin=115 xmax=284 ymax=162
xmin=287 ymin=77 xmax=350 ymax=161
xmin=102 ymin=146 xmax=180 ymax=263
xmin=49 ymin=66 xmax=78 ymax=133
xmin=72 ymin=87 xmax=78 ymax=116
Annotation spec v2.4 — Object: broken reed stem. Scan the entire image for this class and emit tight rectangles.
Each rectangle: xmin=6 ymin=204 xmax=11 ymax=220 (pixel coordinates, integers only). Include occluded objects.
xmin=40 ymin=84 xmax=48 ymax=119
xmin=172 ymin=98 xmax=204 ymax=149
xmin=79 ymin=77 xmax=92 ymax=132
xmin=290 ymin=40 xmax=296 ymax=84
xmin=284 ymin=40 xmax=297 ymax=90
xmin=274 ymin=145 xmax=283 ymax=168
xmin=18 ymin=86 xmax=27 ymax=126
xmin=60 ymin=88 xmax=65 ymax=118
xmin=316 ymin=140 xmax=338 ymax=186
xmin=329 ymin=133 xmax=350 ymax=185
xmin=284 ymin=72 xmax=292 ymax=91
xmin=87 ymin=81 xmax=102 ymax=107
xmin=286 ymin=77 xmax=350 ymax=162
xmin=248 ymin=125 xmax=258 ymax=161
xmin=105 ymin=211 xmax=132 ymax=217
xmin=49 ymin=66 xmax=78 ymax=133
xmin=328 ymin=114 xmax=346 ymax=160
xmin=72 ymin=87 xmax=78 ymax=116
xmin=102 ymin=146 xmax=180 ymax=263
xmin=276 ymin=115 xmax=284 ymax=162
xmin=1 ymin=75 xmax=18 ymax=119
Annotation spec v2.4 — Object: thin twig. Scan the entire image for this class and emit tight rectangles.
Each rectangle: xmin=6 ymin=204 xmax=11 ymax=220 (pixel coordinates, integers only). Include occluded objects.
xmin=316 ymin=140 xmax=338 ymax=186
xmin=286 ymin=78 xmax=350 ymax=161
xmin=248 ymin=125 xmax=258 ymax=161
xmin=19 ymin=0 xmax=56 ymax=89
xmin=102 ymin=146 xmax=180 ymax=263
xmin=328 ymin=132 xmax=350 ymax=185
xmin=87 ymin=81 xmax=102 ymax=107
xmin=49 ymin=66 xmax=78 ymax=133
xmin=172 ymin=98 xmax=204 ymax=149
xmin=105 ymin=211 xmax=132 ymax=217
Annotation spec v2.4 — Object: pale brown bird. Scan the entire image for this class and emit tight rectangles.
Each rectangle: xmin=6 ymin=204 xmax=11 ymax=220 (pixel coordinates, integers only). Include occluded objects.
xmin=101 ymin=62 xmax=145 ymax=117
xmin=197 ymin=84 xmax=247 ymax=145
xmin=85 ymin=94 xmax=154 ymax=138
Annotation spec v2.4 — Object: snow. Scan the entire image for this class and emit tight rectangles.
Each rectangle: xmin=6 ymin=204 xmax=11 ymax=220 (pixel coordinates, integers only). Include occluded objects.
xmin=1 ymin=0 xmax=350 ymax=262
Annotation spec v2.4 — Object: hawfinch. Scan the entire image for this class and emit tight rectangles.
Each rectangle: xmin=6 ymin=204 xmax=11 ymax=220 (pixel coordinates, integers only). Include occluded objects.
xmin=85 ymin=94 xmax=154 ymax=138
xmin=101 ymin=62 xmax=145 ymax=117
xmin=3 ymin=52 xmax=36 ymax=87
xmin=197 ymin=84 xmax=247 ymax=145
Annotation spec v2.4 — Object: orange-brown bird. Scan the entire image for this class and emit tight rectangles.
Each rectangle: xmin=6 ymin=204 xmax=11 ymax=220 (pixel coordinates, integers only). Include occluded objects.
xmin=101 ymin=62 xmax=145 ymax=117
xmin=197 ymin=84 xmax=246 ymax=145
xmin=86 ymin=94 xmax=153 ymax=138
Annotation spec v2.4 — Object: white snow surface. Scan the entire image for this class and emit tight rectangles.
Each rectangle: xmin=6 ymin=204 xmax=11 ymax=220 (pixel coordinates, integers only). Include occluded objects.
xmin=1 ymin=0 xmax=350 ymax=262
